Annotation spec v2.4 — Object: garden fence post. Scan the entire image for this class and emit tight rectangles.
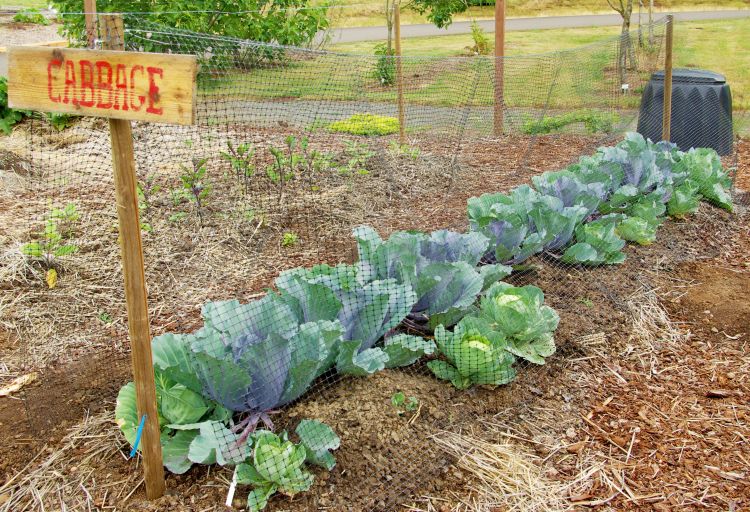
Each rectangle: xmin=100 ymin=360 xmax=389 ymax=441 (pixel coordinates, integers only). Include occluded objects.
xmin=394 ymin=0 xmax=406 ymax=144
xmin=99 ymin=13 xmax=166 ymax=500
xmin=84 ymin=0 xmax=97 ymax=47
xmin=661 ymin=14 xmax=674 ymax=142
xmin=494 ymin=0 xmax=505 ymax=136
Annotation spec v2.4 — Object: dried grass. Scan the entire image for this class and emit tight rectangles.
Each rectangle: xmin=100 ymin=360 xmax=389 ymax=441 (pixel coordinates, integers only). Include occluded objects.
xmin=626 ymin=285 xmax=689 ymax=351
xmin=0 ymin=410 xmax=132 ymax=512
xmin=423 ymin=428 xmax=571 ymax=512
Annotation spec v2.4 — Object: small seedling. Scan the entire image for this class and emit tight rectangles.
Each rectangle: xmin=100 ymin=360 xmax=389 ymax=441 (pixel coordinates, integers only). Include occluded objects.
xmin=179 ymin=157 xmax=211 ymax=223
xmin=391 ymin=392 xmax=419 ymax=416
xmin=22 ymin=205 xmax=79 ymax=269
xmin=98 ymin=312 xmax=113 ymax=324
xmin=170 ymin=188 xmax=186 ymax=207
xmin=221 ymin=141 xmax=256 ymax=191
xmin=578 ymin=297 xmax=594 ymax=307
xmin=137 ymin=174 xmax=161 ymax=218
xmin=267 ymin=137 xmax=300 ymax=183
xmin=338 ymin=140 xmax=375 ymax=176
xmin=49 ymin=202 xmax=79 ymax=238
xmin=282 ymin=232 xmax=299 ymax=247
xmin=168 ymin=212 xmax=187 ymax=223
xmin=299 ymin=137 xmax=334 ymax=183
xmin=388 ymin=141 xmax=421 ymax=160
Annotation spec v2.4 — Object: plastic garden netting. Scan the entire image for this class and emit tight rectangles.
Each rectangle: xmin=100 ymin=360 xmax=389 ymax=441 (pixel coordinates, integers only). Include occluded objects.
xmin=1 ymin=13 xmax=747 ymax=511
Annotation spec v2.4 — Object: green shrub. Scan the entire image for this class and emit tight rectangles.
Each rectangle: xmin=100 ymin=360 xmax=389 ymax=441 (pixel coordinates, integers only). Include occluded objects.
xmin=373 ymin=43 xmax=396 ymax=86
xmin=1 ymin=77 xmax=28 ymax=135
xmin=329 ymin=113 xmax=400 ymax=136
xmin=13 ymin=9 xmax=50 ymax=25
xmin=50 ymin=0 xmax=329 ymax=49
xmin=522 ymin=110 xmax=619 ymax=135
xmin=467 ymin=20 xmax=491 ymax=55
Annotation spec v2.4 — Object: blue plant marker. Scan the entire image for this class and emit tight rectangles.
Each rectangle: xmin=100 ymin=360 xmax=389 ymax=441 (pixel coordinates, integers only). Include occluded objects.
xmin=129 ymin=414 xmax=147 ymax=458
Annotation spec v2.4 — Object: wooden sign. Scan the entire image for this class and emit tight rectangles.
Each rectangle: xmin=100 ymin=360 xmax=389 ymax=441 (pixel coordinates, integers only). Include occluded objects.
xmin=7 ymin=47 xmax=197 ymax=126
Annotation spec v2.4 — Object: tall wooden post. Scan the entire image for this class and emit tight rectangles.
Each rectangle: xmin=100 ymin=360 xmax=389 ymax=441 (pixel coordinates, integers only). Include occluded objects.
xmin=394 ymin=1 xmax=406 ymax=144
xmin=494 ymin=0 xmax=505 ymax=136
xmin=83 ymin=0 xmax=97 ymax=47
xmin=100 ymin=13 xmax=166 ymax=500
xmin=661 ymin=14 xmax=674 ymax=142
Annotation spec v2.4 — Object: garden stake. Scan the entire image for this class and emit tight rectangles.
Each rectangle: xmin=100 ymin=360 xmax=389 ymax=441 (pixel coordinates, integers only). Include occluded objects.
xmin=9 ymin=11 xmax=197 ymax=500
xmin=662 ymin=14 xmax=674 ymax=142
xmin=494 ymin=0 xmax=505 ymax=135
xmin=99 ymin=13 xmax=166 ymax=499
xmin=84 ymin=0 xmax=97 ymax=47
xmin=394 ymin=0 xmax=406 ymax=144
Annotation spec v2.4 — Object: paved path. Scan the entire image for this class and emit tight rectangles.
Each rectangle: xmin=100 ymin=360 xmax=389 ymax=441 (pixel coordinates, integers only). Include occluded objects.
xmin=325 ymin=9 xmax=750 ymax=44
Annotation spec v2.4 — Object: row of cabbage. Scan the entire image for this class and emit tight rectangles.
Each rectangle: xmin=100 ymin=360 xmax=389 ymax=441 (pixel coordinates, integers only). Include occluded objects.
xmin=471 ymin=133 xmax=732 ymax=267
xmin=115 ymin=132 xmax=733 ymax=511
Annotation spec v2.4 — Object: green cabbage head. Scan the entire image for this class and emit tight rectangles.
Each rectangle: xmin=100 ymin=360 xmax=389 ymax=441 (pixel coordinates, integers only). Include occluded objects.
xmin=427 ymin=321 xmax=516 ymax=389
xmin=476 ymin=282 xmax=559 ymax=364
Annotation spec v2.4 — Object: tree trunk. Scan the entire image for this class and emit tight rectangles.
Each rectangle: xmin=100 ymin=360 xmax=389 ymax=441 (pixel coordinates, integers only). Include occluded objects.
xmin=648 ymin=0 xmax=654 ymax=45
xmin=617 ymin=0 xmax=633 ymax=84
xmin=386 ymin=0 xmax=394 ymax=53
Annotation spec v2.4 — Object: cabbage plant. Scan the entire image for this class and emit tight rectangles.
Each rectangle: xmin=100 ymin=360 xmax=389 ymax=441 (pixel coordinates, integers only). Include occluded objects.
xmin=667 ymin=179 xmax=701 ymax=218
xmin=427 ymin=320 xmax=516 ymax=389
xmin=237 ymin=421 xmax=340 ymax=512
xmin=116 ymin=370 xmax=246 ymax=475
xmin=528 ymin=196 xmax=589 ymax=251
xmin=275 ymin=263 xmax=434 ymax=373
xmin=473 ymin=282 xmax=559 ymax=364
xmin=673 ymin=147 xmax=732 ymax=211
xmin=531 ymin=169 xmax=607 ymax=215
xmin=352 ymin=226 xmax=510 ymax=328
xmin=562 ymin=218 xmax=626 ymax=266
xmin=468 ymin=187 xmax=548 ymax=264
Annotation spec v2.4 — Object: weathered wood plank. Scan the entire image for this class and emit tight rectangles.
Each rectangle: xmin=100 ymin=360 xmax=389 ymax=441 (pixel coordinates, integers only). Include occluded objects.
xmin=8 ymin=46 xmax=197 ymax=125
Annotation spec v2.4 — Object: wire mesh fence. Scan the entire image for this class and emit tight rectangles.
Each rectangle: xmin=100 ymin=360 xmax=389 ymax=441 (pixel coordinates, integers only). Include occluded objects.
xmin=1 ymin=13 xmax=748 ymax=511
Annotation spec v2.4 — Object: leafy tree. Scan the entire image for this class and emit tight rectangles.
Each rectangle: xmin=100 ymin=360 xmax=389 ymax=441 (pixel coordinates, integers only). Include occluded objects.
xmin=51 ymin=0 xmax=329 ymax=48
xmin=408 ymin=0 xmax=471 ymax=29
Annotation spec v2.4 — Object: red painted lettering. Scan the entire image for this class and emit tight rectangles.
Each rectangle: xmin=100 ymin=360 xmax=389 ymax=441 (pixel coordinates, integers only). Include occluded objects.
xmin=78 ymin=60 xmax=95 ymax=107
xmin=95 ymin=61 xmax=113 ymax=109
xmin=47 ymin=59 xmax=62 ymax=103
xmin=113 ymin=64 xmax=129 ymax=111
xmin=146 ymin=66 xmax=163 ymax=115
xmin=63 ymin=60 xmax=77 ymax=105
xmin=129 ymin=65 xmax=145 ymax=111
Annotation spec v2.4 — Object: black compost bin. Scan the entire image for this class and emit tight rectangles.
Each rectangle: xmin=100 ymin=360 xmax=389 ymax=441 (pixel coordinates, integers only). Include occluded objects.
xmin=637 ymin=69 xmax=733 ymax=155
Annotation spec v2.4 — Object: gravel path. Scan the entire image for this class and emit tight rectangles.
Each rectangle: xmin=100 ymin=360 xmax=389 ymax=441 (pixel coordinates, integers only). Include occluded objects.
xmin=324 ymin=9 xmax=750 ymax=44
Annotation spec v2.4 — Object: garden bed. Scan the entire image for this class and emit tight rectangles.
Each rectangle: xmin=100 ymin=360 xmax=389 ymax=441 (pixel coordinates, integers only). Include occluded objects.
xmin=0 ymin=124 xmax=748 ymax=510
xmin=0 ymin=199 xmax=747 ymax=511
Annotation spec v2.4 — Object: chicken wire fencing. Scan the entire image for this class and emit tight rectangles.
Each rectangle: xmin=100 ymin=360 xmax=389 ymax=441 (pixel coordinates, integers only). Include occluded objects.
xmin=1 ymin=13 xmax=747 ymax=511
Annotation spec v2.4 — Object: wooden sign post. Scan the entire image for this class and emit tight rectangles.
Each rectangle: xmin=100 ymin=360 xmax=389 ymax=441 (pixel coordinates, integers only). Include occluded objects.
xmin=7 ymin=14 xmax=197 ymax=500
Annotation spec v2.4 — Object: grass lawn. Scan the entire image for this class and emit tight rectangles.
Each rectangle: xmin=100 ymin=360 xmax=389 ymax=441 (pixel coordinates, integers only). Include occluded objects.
xmin=324 ymin=0 xmax=750 ymax=28
xmin=329 ymin=17 xmax=750 ymax=109
xmin=196 ymin=16 xmax=748 ymax=133
xmin=0 ymin=0 xmax=48 ymax=9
